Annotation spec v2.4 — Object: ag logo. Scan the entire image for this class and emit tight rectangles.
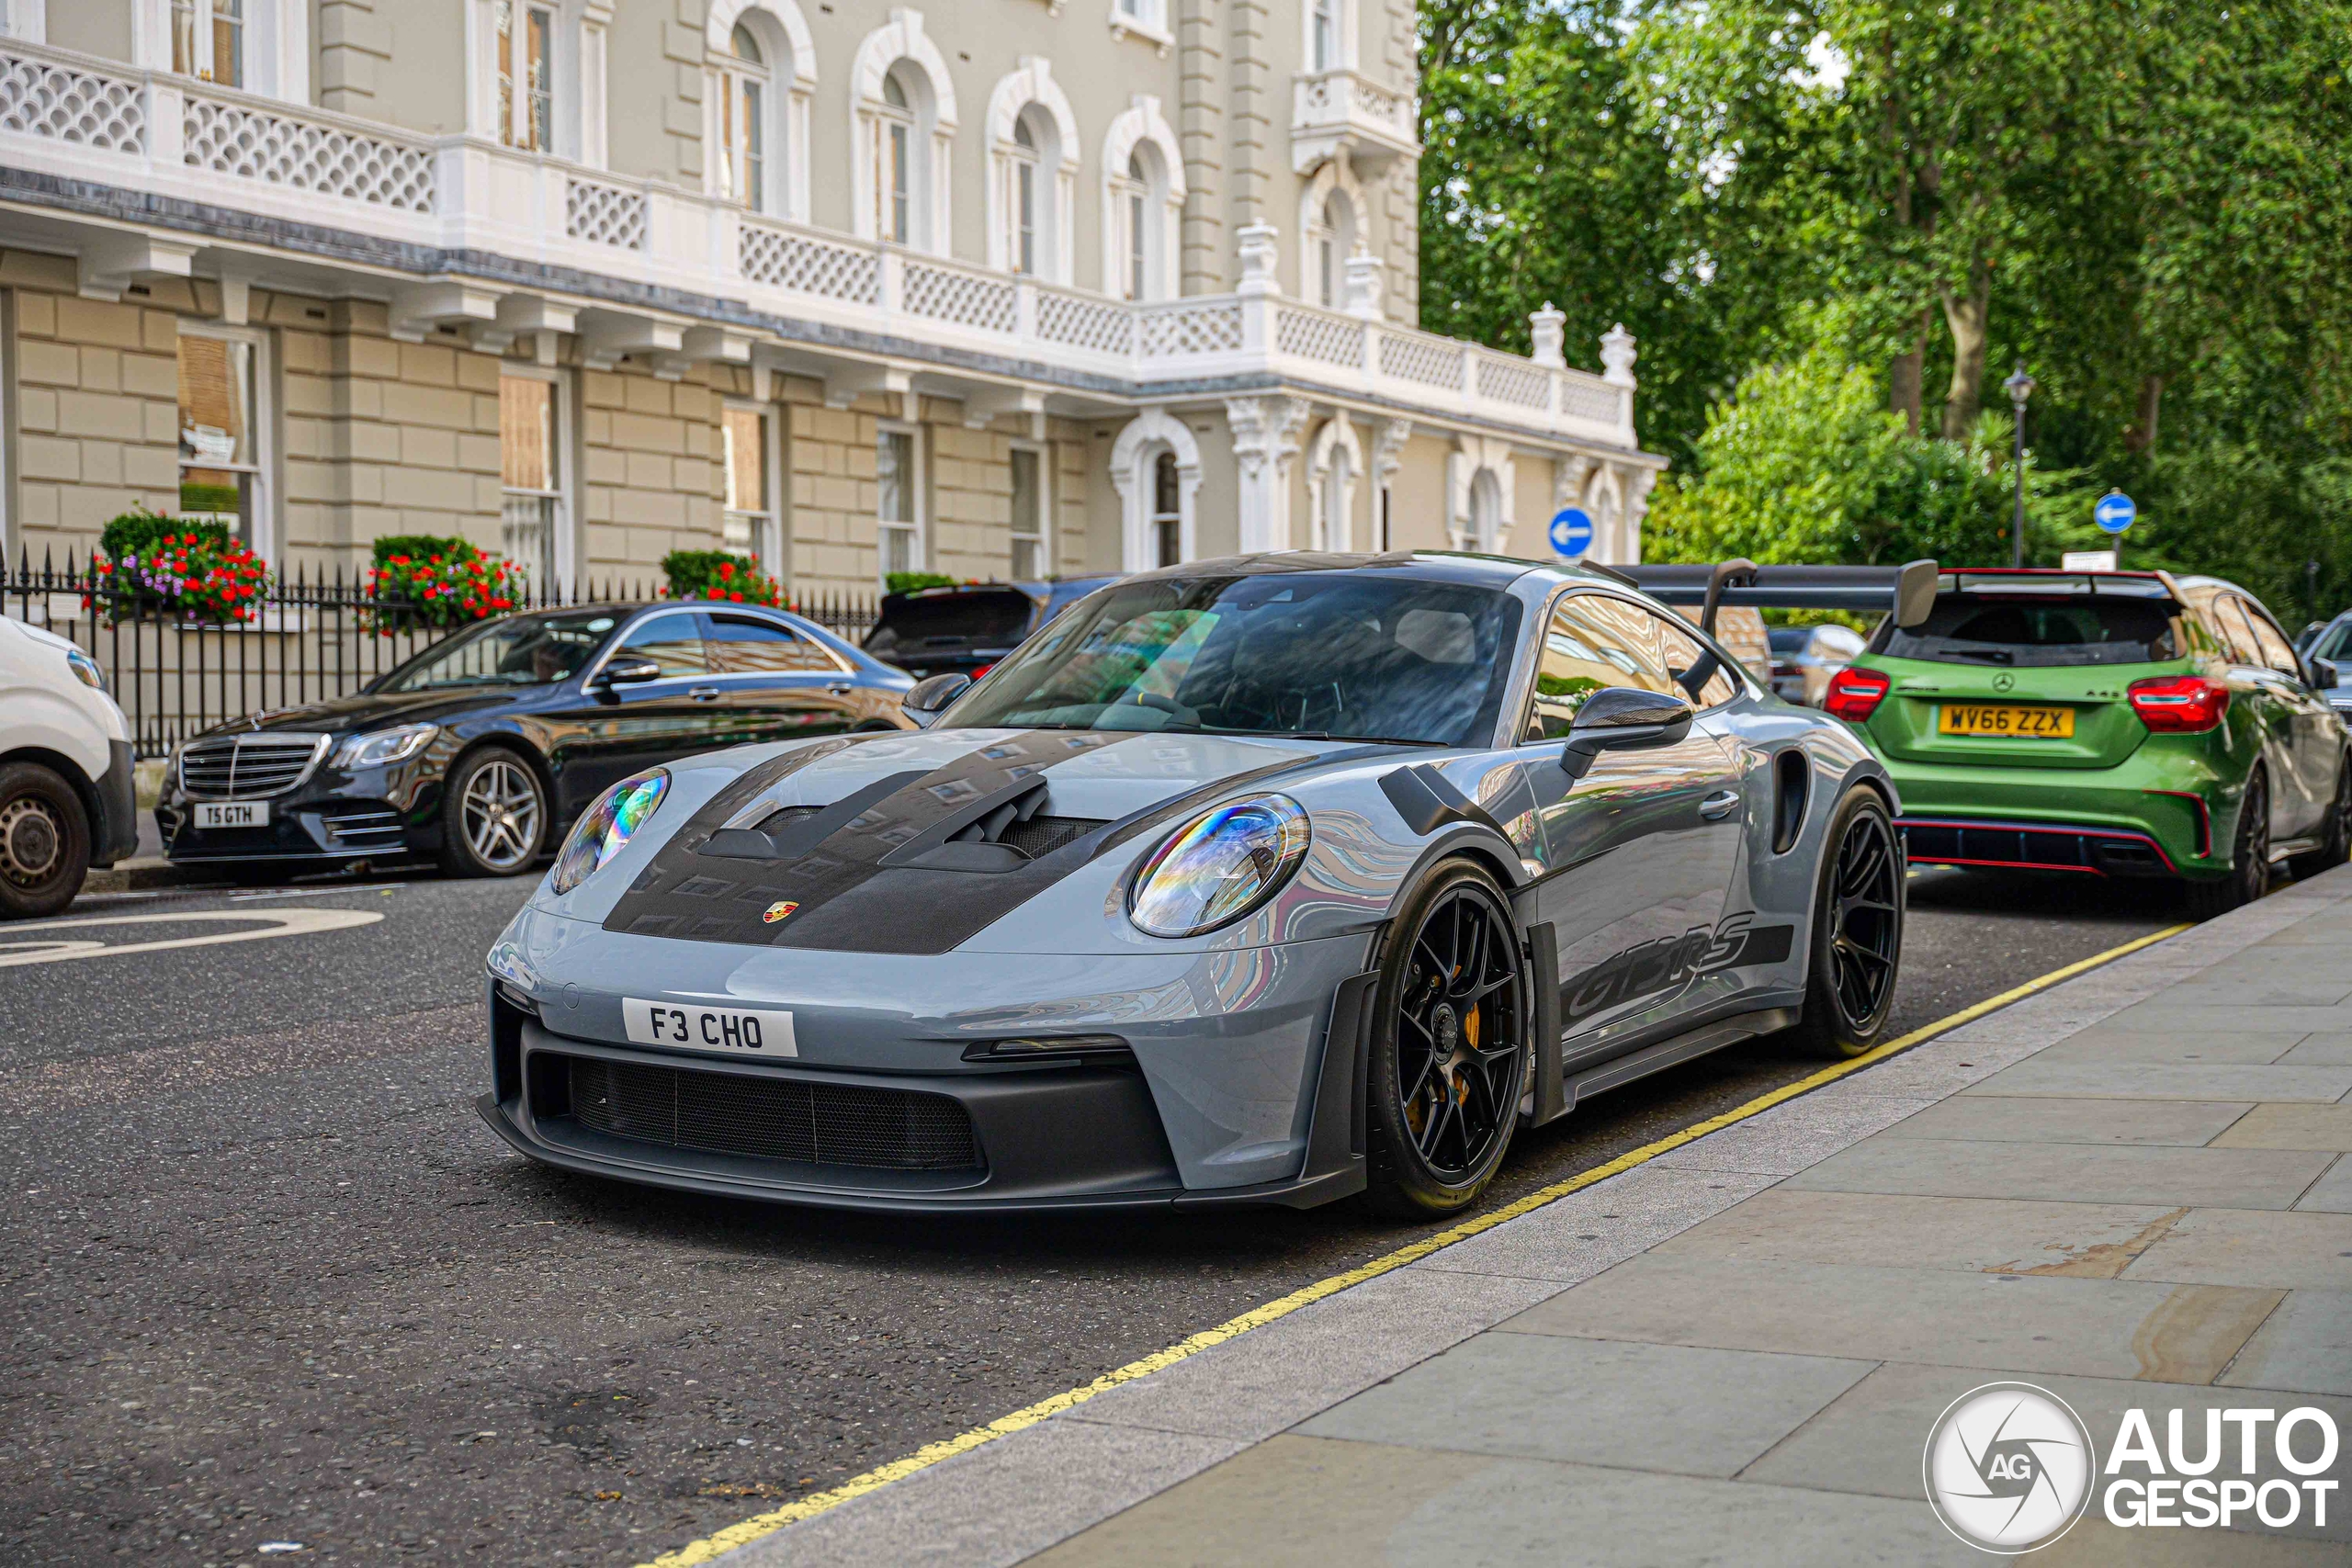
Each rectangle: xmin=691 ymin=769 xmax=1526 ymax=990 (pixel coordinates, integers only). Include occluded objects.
xmin=1924 ymin=1382 xmax=2094 ymax=1552
xmin=1992 ymin=672 xmax=2017 ymax=693
xmin=761 ymin=900 xmax=799 ymax=925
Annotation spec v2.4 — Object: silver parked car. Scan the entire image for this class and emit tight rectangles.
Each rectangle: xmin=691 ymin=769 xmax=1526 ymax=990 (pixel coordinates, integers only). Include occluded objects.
xmin=1768 ymin=622 xmax=1869 ymax=707
xmin=479 ymin=554 xmax=1923 ymax=1219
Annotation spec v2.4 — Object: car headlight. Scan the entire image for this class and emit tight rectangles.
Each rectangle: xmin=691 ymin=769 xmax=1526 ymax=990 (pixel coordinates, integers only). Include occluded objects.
xmin=550 ymin=768 xmax=670 ymax=896
xmin=65 ymin=648 xmax=106 ymax=692
xmin=334 ymin=723 xmax=439 ymax=769
xmin=1128 ymin=794 xmax=1310 ymax=938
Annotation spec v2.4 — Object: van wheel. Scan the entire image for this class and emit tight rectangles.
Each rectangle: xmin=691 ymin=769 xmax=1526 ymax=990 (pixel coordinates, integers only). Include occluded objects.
xmin=1363 ymin=859 xmax=1529 ymax=1218
xmin=2187 ymin=771 xmax=2270 ymax=919
xmin=1789 ymin=786 xmax=1904 ymax=1059
xmin=0 ymin=761 xmax=91 ymax=919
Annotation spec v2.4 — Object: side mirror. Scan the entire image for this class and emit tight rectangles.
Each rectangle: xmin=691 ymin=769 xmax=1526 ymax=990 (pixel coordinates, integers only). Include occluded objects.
xmin=901 ymin=672 xmax=972 ymax=728
xmin=1561 ymin=686 xmax=1694 ymax=782
xmin=591 ymin=659 xmax=662 ymax=690
xmin=2312 ymin=658 xmax=2340 ymax=691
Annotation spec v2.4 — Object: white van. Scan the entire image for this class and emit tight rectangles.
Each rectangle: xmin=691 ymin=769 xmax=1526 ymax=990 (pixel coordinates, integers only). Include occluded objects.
xmin=0 ymin=615 xmax=137 ymax=917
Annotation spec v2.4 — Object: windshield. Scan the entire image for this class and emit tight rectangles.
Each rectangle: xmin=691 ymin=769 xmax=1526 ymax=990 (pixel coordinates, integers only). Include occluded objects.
xmin=2312 ymin=620 xmax=2352 ymax=664
xmin=941 ymin=572 xmax=1523 ymax=747
xmin=1878 ymin=594 xmax=2178 ymax=668
xmin=379 ymin=610 xmax=620 ymax=692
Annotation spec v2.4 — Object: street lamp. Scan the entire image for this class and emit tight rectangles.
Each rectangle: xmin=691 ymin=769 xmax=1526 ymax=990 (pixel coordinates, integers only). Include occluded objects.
xmin=2004 ymin=363 xmax=2036 ymax=569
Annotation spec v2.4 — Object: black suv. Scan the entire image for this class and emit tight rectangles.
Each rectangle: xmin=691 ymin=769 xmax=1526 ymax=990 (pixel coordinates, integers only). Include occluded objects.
xmin=861 ymin=578 xmax=1118 ymax=681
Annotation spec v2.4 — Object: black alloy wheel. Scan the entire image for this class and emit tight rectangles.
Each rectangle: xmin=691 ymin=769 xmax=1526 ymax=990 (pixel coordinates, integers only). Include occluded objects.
xmin=1792 ymin=786 xmax=1904 ymax=1059
xmin=2289 ymin=759 xmax=2352 ymax=881
xmin=2188 ymin=770 xmax=2270 ymax=919
xmin=0 ymin=761 xmax=91 ymax=919
xmin=1365 ymin=860 xmax=1529 ymax=1217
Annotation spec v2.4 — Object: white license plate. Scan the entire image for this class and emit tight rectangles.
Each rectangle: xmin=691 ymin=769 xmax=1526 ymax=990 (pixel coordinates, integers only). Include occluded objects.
xmin=623 ymin=998 xmax=797 ymax=1059
xmin=194 ymin=801 xmax=269 ymax=829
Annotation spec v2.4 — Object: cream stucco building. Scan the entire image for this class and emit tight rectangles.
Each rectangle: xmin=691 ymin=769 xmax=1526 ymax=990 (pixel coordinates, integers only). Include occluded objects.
xmin=0 ymin=0 xmax=1662 ymax=592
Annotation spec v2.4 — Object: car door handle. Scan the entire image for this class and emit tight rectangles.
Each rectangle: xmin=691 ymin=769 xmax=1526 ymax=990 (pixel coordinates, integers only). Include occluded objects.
xmin=1699 ymin=789 xmax=1741 ymax=820
xmin=825 ymin=682 xmax=854 ymax=694
xmin=688 ymin=686 xmax=721 ymax=702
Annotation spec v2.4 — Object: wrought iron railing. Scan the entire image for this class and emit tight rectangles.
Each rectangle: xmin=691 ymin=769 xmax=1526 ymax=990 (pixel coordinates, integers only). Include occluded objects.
xmin=2 ymin=550 xmax=878 ymax=759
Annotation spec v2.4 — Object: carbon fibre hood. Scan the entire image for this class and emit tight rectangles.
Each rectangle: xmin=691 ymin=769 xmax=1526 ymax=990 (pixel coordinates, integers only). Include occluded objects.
xmin=600 ymin=727 xmax=1364 ymax=954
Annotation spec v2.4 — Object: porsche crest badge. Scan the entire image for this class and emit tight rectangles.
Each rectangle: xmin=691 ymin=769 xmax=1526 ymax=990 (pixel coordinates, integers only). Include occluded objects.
xmin=761 ymin=900 xmax=799 ymax=925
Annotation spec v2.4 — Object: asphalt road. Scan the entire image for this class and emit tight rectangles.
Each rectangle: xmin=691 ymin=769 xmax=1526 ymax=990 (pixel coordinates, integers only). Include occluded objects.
xmin=0 ymin=864 xmax=2184 ymax=1566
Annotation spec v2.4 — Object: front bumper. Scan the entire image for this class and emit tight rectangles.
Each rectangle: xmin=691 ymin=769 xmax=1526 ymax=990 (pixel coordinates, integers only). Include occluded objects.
xmin=157 ymin=759 xmax=442 ymax=864
xmin=479 ymin=908 xmax=1378 ymax=1207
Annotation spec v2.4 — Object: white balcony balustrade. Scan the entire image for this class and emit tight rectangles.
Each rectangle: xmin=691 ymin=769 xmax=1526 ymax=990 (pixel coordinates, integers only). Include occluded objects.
xmin=0 ymin=37 xmax=1631 ymax=448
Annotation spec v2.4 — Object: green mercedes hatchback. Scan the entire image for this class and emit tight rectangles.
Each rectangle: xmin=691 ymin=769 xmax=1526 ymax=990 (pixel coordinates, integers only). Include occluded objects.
xmin=1826 ymin=569 xmax=2352 ymax=918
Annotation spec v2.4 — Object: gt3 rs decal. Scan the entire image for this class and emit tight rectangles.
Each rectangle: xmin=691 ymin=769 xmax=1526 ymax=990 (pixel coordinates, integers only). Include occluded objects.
xmin=1561 ymin=913 xmax=1794 ymax=1028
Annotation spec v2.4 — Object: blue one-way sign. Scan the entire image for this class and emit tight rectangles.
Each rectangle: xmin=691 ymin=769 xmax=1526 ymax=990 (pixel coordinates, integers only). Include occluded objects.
xmin=1550 ymin=507 xmax=1594 ymax=558
xmin=2095 ymin=491 xmax=2136 ymax=535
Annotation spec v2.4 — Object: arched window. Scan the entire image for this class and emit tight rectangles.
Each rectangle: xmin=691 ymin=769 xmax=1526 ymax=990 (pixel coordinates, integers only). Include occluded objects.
xmin=1125 ymin=152 xmax=1149 ymax=299
xmin=1152 ymin=451 xmax=1181 ymax=567
xmin=986 ymin=63 xmax=1079 ymax=282
xmin=707 ymin=2 xmax=814 ymax=220
xmin=1009 ymin=118 xmax=1040 ymax=275
xmin=1306 ymin=191 xmax=1358 ymax=309
xmin=1102 ymin=101 xmax=1183 ymax=302
xmin=718 ymin=25 xmax=769 ymax=209
xmin=1111 ymin=409 xmax=1201 ymax=571
xmin=853 ymin=18 xmax=956 ymax=253
xmin=1470 ymin=468 xmax=1503 ymax=552
xmin=1306 ymin=417 xmax=1360 ymax=553
xmin=877 ymin=70 xmax=915 ymax=243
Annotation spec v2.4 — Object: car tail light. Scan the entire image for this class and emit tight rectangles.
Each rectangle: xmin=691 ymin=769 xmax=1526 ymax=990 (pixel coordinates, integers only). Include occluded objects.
xmin=2129 ymin=675 xmax=2229 ymax=733
xmin=968 ymin=664 xmax=994 ymax=682
xmin=1824 ymin=667 xmax=1891 ymax=722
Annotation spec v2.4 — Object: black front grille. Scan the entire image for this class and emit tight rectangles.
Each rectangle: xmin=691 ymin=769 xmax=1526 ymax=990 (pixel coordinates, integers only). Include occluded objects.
xmin=179 ymin=734 xmax=326 ymax=798
xmin=564 ymin=1056 xmax=979 ymax=1170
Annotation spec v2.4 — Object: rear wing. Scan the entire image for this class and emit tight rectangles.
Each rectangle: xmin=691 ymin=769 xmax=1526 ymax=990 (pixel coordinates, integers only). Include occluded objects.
xmin=1624 ymin=558 xmax=1940 ymax=637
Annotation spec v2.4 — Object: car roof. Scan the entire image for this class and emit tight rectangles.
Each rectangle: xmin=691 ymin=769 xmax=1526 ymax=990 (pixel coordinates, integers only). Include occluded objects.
xmin=1118 ymin=550 xmax=1556 ymax=591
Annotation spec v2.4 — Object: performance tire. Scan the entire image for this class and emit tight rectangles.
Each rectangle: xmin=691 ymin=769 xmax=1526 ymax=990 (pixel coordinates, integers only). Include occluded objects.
xmin=1789 ymin=784 xmax=1904 ymax=1060
xmin=1363 ymin=859 xmax=1530 ymax=1219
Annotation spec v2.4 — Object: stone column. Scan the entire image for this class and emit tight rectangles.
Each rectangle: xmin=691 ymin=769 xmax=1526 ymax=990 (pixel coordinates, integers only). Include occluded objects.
xmin=1622 ymin=466 xmax=1658 ymax=565
xmin=1226 ymin=394 xmax=1309 ymax=553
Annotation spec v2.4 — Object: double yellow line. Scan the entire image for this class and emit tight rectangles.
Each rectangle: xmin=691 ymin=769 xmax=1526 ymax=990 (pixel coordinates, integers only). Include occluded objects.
xmin=643 ymin=921 xmax=2189 ymax=1568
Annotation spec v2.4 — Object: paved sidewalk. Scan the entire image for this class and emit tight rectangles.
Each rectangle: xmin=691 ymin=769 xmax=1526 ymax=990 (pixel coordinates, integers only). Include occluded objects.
xmin=722 ymin=873 xmax=2352 ymax=1567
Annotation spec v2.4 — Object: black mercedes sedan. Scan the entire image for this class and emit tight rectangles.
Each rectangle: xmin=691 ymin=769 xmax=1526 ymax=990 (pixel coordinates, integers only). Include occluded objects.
xmin=156 ymin=602 xmax=914 ymax=877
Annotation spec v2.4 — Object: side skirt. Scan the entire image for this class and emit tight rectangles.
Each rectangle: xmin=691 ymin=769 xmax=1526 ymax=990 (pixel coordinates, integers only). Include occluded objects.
xmin=1563 ymin=1005 xmax=1802 ymax=1112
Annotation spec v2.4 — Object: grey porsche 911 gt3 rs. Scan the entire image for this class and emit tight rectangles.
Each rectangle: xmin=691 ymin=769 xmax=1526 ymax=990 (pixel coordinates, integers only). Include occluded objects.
xmin=477 ymin=552 xmax=1928 ymax=1217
